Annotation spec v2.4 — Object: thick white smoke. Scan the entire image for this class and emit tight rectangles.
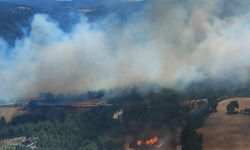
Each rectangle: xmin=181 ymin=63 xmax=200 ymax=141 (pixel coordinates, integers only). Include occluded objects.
xmin=1 ymin=0 xmax=250 ymax=100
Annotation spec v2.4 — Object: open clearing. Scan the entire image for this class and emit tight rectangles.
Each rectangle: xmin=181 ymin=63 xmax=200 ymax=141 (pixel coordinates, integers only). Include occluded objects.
xmin=197 ymin=98 xmax=250 ymax=150
xmin=0 ymin=106 xmax=25 ymax=122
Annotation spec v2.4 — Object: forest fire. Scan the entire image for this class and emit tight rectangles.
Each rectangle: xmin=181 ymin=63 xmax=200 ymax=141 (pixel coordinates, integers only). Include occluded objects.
xmin=136 ymin=136 xmax=159 ymax=146
xmin=136 ymin=140 xmax=143 ymax=146
xmin=145 ymin=136 xmax=159 ymax=145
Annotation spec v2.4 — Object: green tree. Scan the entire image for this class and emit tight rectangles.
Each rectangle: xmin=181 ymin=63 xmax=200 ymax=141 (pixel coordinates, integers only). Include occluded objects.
xmin=226 ymin=101 xmax=239 ymax=114
xmin=0 ymin=116 xmax=6 ymax=127
xmin=79 ymin=140 xmax=98 ymax=150
xmin=181 ymin=127 xmax=203 ymax=150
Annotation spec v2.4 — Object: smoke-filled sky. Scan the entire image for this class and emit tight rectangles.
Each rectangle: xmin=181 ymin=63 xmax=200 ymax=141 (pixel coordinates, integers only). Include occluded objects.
xmin=1 ymin=0 xmax=250 ymax=100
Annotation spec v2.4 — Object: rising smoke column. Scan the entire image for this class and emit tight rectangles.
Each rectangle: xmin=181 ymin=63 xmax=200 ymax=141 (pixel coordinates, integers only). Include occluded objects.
xmin=1 ymin=0 xmax=250 ymax=100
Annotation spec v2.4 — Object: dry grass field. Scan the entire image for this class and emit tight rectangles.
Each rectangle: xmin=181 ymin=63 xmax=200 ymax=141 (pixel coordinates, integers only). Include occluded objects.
xmin=0 ymin=106 xmax=26 ymax=122
xmin=0 ymin=99 xmax=107 ymax=123
xmin=197 ymin=98 xmax=250 ymax=150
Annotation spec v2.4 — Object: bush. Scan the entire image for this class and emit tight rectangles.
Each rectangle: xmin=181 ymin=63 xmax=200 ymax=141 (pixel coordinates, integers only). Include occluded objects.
xmin=226 ymin=101 xmax=239 ymax=114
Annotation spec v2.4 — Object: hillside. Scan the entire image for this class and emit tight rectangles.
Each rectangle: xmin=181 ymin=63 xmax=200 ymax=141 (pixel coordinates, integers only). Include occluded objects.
xmin=0 ymin=89 xmax=189 ymax=150
xmin=0 ymin=0 xmax=146 ymax=44
xmin=197 ymin=98 xmax=250 ymax=150
xmin=2 ymin=0 xmax=250 ymax=149
xmin=0 ymin=1 xmax=39 ymax=43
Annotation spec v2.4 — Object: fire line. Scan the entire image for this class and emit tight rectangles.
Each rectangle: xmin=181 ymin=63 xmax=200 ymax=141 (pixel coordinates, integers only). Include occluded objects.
xmin=136 ymin=136 xmax=159 ymax=146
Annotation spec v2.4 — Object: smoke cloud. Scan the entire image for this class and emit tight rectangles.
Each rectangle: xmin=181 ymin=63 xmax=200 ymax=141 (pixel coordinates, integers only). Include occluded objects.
xmin=1 ymin=0 xmax=250 ymax=100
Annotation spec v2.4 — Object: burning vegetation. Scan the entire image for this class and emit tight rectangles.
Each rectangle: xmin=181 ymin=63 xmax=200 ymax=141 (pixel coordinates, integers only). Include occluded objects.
xmin=136 ymin=136 xmax=159 ymax=146
xmin=0 ymin=85 xmax=223 ymax=149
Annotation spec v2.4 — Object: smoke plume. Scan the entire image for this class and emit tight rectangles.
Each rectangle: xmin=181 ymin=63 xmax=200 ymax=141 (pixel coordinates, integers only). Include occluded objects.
xmin=1 ymin=0 xmax=250 ymax=100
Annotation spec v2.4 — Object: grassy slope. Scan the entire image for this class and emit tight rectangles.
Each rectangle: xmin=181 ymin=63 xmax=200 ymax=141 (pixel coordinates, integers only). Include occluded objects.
xmin=0 ymin=106 xmax=25 ymax=122
xmin=197 ymin=98 xmax=250 ymax=150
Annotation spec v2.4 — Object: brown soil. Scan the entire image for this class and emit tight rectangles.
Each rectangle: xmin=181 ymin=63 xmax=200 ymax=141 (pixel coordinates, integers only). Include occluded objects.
xmin=197 ymin=98 xmax=250 ymax=150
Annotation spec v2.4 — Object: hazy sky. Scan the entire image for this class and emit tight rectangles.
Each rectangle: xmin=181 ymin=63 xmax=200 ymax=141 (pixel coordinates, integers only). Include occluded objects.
xmin=1 ymin=0 xmax=250 ymax=101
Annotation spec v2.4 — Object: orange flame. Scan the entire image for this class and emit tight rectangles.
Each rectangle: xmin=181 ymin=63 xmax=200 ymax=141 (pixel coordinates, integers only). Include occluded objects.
xmin=145 ymin=136 xmax=159 ymax=145
xmin=136 ymin=136 xmax=159 ymax=146
xmin=136 ymin=140 xmax=143 ymax=146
